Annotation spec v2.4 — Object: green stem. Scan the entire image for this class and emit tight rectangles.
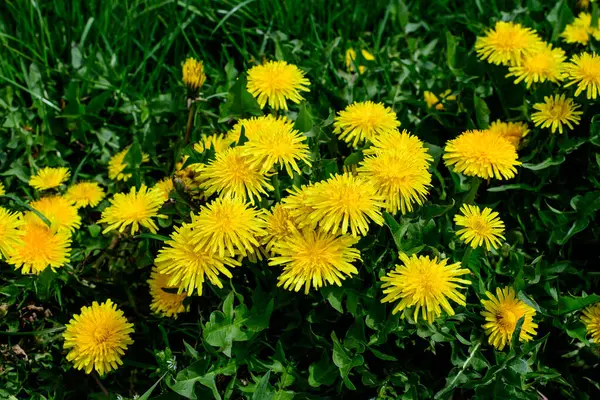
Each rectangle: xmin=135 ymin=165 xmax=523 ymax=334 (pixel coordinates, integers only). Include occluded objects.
xmin=184 ymin=102 xmax=196 ymax=145
xmin=463 ymin=177 xmax=481 ymax=204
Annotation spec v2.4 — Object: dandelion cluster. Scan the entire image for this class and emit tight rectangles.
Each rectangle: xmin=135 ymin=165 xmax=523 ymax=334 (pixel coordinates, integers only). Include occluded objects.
xmin=1 ymin=23 xmax=594 ymax=383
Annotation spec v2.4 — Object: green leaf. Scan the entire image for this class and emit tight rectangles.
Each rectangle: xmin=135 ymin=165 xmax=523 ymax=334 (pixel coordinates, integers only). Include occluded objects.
xmin=294 ymin=102 xmax=313 ymax=133
xmin=36 ymin=268 xmax=56 ymax=301
xmin=556 ymin=294 xmax=600 ymax=315
xmin=223 ymin=73 xmax=261 ymax=117
xmin=203 ymin=292 xmax=253 ymax=356
xmin=446 ymin=31 xmax=459 ymax=74
xmin=321 ymin=286 xmax=344 ymax=313
xmin=138 ymin=372 xmax=168 ymax=400
xmin=343 ymin=151 xmax=364 ymax=166
xmin=252 ymin=371 xmax=274 ymax=400
xmin=383 ymin=212 xmax=410 ymax=251
xmin=547 ymin=0 xmax=574 ymax=41
xmin=1 ymin=194 xmax=52 ymax=227
xmin=308 ymin=353 xmax=338 ymax=387
xmin=473 ymin=95 xmax=490 ymax=129
xmin=124 ymin=139 xmax=143 ymax=168
xmin=331 ymin=332 xmax=364 ymax=390
xmin=522 ymin=155 xmax=565 ymax=171
xmin=593 ymin=3 xmax=600 ymax=34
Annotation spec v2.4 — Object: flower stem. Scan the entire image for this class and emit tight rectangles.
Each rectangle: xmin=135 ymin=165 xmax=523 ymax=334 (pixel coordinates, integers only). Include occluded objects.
xmin=92 ymin=371 xmax=109 ymax=398
xmin=463 ymin=177 xmax=481 ymax=204
xmin=184 ymin=101 xmax=196 ymax=145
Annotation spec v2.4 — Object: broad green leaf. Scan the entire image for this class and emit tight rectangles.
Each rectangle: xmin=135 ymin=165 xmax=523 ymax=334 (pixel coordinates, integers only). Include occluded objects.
xmin=308 ymin=353 xmax=338 ymax=387
xmin=331 ymin=332 xmax=364 ymax=390
xmin=294 ymin=102 xmax=313 ymax=133
xmin=556 ymin=294 xmax=600 ymax=315
xmin=223 ymin=74 xmax=261 ymax=117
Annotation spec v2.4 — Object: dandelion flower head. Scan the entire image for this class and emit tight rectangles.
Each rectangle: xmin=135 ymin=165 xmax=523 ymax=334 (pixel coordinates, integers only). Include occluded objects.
xmin=9 ymin=218 xmax=71 ymax=275
xmin=99 ymin=185 xmax=165 ymax=235
xmin=487 ymin=120 xmax=529 ymax=148
xmin=29 ymin=167 xmax=70 ymax=191
xmin=359 ymin=130 xmax=433 ymax=214
xmin=155 ymin=221 xmax=241 ymax=295
xmin=454 ymin=204 xmax=505 ymax=251
xmin=443 ymin=129 xmax=521 ymax=180
xmin=481 ymin=287 xmax=538 ymax=350
xmin=191 ymin=196 xmax=266 ymax=258
xmin=65 ymin=182 xmax=106 ymax=208
xmin=193 ymin=133 xmax=234 ymax=154
xmin=152 ymin=178 xmax=174 ymax=203
xmin=298 ymin=173 xmax=385 ymax=236
xmin=182 ymin=57 xmax=206 ymax=90
xmin=202 ymin=146 xmax=274 ymax=204
xmin=563 ymin=52 xmax=600 ymax=100
xmin=506 ymin=43 xmax=566 ymax=88
xmin=581 ymin=302 xmax=600 ymax=343
xmin=108 ymin=147 xmax=150 ymax=182
xmin=475 ymin=21 xmax=542 ymax=66
xmin=0 ymin=207 xmax=23 ymax=259
xmin=63 ymin=299 xmax=134 ymax=376
xmin=424 ymin=90 xmax=456 ymax=111
xmin=262 ymin=204 xmax=296 ymax=253
xmin=247 ymin=60 xmax=310 ymax=110
xmin=148 ymin=267 xmax=188 ymax=318
xmin=240 ymin=115 xmax=311 ymax=176
xmin=380 ymin=253 xmax=471 ymax=324
xmin=333 ymin=101 xmax=400 ymax=146
xmin=531 ymin=94 xmax=582 ymax=134
xmin=26 ymin=196 xmax=81 ymax=232
xmin=269 ymin=228 xmax=361 ymax=294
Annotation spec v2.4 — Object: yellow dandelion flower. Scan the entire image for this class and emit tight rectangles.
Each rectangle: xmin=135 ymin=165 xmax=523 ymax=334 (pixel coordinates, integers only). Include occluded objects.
xmin=333 ymin=101 xmax=400 ymax=147
xmin=9 ymin=219 xmax=71 ymax=274
xmin=29 ymin=167 xmax=70 ymax=191
xmin=381 ymin=253 xmax=471 ymax=324
xmin=359 ymin=152 xmax=432 ymax=215
xmin=561 ymin=24 xmax=591 ymax=45
xmin=247 ymin=60 xmax=310 ymax=110
xmin=193 ymin=133 xmax=234 ymax=154
xmin=487 ymin=120 xmax=529 ymax=148
xmin=269 ymin=228 xmax=361 ymax=294
xmin=148 ymin=267 xmax=188 ymax=318
xmin=99 ymin=185 xmax=165 ymax=235
xmin=297 ymin=174 xmax=384 ymax=236
xmin=27 ymin=196 xmax=81 ymax=233
xmin=443 ymin=130 xmax=520 ymax=180
xmin=202 ymin=147 xmax=274 ymax=204
xmin=506 ymin=43 xmax=566 ymax=88
xmin=262 ymin=204 xmax=296 ymax=254
xmin=227 ymin=115 xmax=278 ymax=144
xmin=63 ymin=299 xmax=134 ymax=376
xmin=481 ymin=287 xmax=538 ymax=350
xmin=475 ymin=21 xmax=542 ymax=66
xmin=454 ymin=204 xmax=505 ymax=251
xmin=282 ymin=185 xmax=316 ymax=219
xmin=563 ymin=52 xmax=600 ymax=100
xmin=581 ymin=302 xmax=600 ymax=342
xmin=108 ymin=147 xmax=150 ymax=182
xmin=0 ymin=182 xmax=5 ymax=196
xmin=182 ymin=57 xmax=206 ymax=90
xmin=531 ymin=94 xmax=582 ymax=134
xmin=240 ymin=115 xmax=311 ymax=176
xmin=424 ymin=91 xmax=440 ymax=109
xmin=65 ymin=182 xmax=106 ymax=208
xmin=561 ymin=13 xmax=597 ymax=45
xmin=424 ymin=90 xmax=455 ymax=111
xmin=192 ymin=196 xmax=266 ymax=258
xmin=0 ymin=207 xmax=24 ymax=259
xmin=152 ymin=178 xmax=174 ymax=203
xmin=155 ymin=221 xmax=241 ymax=295
xmin=345 ymin=48 xmax=375 ymax=74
